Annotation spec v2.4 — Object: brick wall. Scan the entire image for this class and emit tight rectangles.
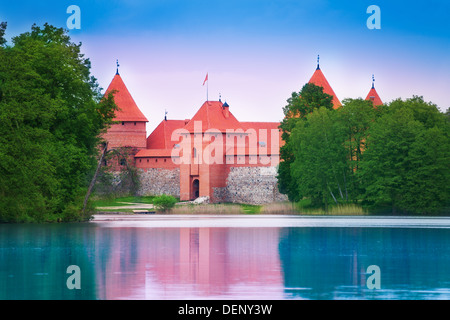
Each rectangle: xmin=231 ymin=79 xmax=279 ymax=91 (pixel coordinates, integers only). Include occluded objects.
xmin=102 ymin=121 xmax=147 ymax=149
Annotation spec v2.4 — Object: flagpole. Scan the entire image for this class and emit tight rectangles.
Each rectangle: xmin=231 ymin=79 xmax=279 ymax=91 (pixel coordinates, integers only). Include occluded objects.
xmin=203 ymin=72 xmax=209 ymax=102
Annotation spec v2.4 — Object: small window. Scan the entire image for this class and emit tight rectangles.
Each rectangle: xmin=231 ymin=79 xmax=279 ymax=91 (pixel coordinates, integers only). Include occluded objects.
xmin=147 ymin=159 xmax=149 ymax=163
xmin=164 ymin=158 xmax=167 ymax=162
xmin=155 ymin=159 xmax=158 ymax=162
xmin=103 ymin=159 xmax=107 ymax=166
xmin=122 ymin=121 xmax=125 ymax=126
xmin=258 ymin=141 xmax=267 ymax=147
xmin=139 ymin=159 xmax=142 ymax=163
xmin=134 ymin=122 xmax=136 ymax=125
xmin=120 ymin=158 xmax=126 ymax=166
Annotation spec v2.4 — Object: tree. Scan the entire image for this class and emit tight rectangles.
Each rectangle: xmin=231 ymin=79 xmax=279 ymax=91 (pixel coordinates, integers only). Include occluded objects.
xmin=278 ymin=83 xmax=334 ymax=202
xmin=290 ymin=107 xmax=348 ymax=210
xmin=358 ymin=97 xmax=449 ymax=214
xmin=336 ymin=98 xmax=378 ymax=200
xmin=0 ymin=22 xmax=6 ymax=47
xmin=0 ymin=23 xmax=117 ymax=222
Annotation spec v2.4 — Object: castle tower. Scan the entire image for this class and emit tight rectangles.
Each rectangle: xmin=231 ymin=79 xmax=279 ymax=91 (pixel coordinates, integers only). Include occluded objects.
xmin=308 ymin=55 xmax=342 ymax=108
xmin=102 ymin=64 xmax=148 ymax=150
xmin=365 ymin=75 xmax=383 ymax=107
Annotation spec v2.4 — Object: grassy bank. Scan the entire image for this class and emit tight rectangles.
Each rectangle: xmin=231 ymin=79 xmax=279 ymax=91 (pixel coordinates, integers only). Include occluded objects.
xmin=92 ymin=195 xmax=156 ymax=207
xmin=295 ymin=203 xmax=368 ymax=216
xmin=93 ymin=195 xmax=369 ymax=215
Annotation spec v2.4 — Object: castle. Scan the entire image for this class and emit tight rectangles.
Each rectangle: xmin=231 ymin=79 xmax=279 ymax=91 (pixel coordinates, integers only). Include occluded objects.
xmin=101 ymin=60 xmax=382 ymax=204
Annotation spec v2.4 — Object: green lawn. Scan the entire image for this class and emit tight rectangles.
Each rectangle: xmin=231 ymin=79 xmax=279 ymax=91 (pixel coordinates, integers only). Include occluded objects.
xmin=241 ymin=204 xmax=262 ymax=214
xmin=92 ymin=196 xmax=156 ymax=207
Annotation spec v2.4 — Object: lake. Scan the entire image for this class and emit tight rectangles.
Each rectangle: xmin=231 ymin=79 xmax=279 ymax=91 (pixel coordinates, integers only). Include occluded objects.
xmin=1 ymin=215 xmax=450 ymax=300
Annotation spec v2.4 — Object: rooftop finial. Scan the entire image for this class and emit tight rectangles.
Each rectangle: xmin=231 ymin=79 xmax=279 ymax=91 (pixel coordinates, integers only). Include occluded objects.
xmin=116 ymin=59 xmax=120 ymax=75
xmin=372 ymin=74 xmax=375 ymax=89
xmin=164 ymin=109 xmax=168 ymax=121
xmin=317 ymin=54 xmax=320 ymax=70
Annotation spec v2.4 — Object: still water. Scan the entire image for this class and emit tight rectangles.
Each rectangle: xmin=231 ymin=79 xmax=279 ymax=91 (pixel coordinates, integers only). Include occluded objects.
xmin=1 ymin=215 xmax=450 ymax=300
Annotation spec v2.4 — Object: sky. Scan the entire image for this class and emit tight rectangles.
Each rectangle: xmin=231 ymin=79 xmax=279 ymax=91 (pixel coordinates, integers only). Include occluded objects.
xmin=1 ymin=0 xmax=449 ymax=133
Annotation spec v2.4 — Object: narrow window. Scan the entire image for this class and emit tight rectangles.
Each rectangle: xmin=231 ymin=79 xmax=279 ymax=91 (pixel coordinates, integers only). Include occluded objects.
xmin=122 ymin=121 xmax=125 ymax=126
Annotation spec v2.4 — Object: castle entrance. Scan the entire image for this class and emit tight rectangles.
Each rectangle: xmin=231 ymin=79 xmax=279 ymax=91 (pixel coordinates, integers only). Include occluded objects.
xmin=192 ymin=179 xmax=199 ymax=200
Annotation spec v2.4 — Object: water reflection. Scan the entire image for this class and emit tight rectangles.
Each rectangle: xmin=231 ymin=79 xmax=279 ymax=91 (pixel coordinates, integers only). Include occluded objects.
xmin=95 ymin=227 xmax=284 ymax=299
xmin=1 ymin=223 xmax=450 ymax=299
xmin=279 ymin=228 xmax=450 ymax=299
xmin=0 ymin=223 xmax=97 ymax=300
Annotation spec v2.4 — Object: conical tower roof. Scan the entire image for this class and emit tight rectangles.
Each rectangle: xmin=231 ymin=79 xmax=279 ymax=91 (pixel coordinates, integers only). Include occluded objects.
xmin=365 ymin=76 xmax=383 ymax=106
xmin=104 ymin=73 xmax=148 ymax=122
xmin=308 ymin=66 xmax=342 ymax=108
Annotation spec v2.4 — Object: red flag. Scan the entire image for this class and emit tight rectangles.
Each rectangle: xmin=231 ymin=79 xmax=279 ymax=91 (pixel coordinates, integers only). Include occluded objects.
xmin=203 ymin=73 xmax=208 ymax=86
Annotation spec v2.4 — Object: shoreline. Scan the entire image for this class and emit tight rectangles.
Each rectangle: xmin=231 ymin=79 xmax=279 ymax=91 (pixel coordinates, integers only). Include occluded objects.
xmin=90 ymin=214 xmax=450 ymax=229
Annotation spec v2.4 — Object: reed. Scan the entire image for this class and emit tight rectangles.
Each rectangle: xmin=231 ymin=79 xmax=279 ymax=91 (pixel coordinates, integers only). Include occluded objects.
xmin=296 ymin=203 xmax=367 ymax=216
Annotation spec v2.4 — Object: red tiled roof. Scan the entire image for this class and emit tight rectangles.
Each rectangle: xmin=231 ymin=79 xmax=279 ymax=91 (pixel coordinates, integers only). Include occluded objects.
xmin=308 ymin=68 xmax=342 ymax=108
xmin=135 ymin=149 xmax=175 ymax=158
xmin=365 ymin=86 xmax=383 ymax=106
xmin=183 ymin=101 xmax=244 ymax=133
xmin=104 ymin=74 xmax=148 ymax=122
xmin=147 ymin=119 xmax=187 ymax=149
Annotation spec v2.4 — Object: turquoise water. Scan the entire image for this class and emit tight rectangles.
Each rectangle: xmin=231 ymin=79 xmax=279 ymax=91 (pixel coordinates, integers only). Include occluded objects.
xmin=1 ymin=216 xmax=450 ymax=300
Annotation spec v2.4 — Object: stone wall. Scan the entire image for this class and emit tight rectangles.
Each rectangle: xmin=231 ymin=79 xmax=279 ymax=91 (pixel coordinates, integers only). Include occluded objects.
xmin=213 ymin=166 xmax=288 ymax=204
xmin=137 ymin=168 xmax=180 ymax=198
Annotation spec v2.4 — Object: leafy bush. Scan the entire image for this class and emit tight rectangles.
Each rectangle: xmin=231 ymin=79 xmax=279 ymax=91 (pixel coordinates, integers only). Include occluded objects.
xmin=152 ymin=195 xmax=178 ymax=212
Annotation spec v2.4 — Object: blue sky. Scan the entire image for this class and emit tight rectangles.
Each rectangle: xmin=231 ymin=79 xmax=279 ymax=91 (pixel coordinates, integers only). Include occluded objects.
xmin=1 ymin=0 xmax=449 ymax=132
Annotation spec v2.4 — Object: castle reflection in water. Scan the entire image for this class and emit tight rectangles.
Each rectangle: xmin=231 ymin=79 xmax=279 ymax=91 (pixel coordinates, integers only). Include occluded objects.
xmin=1 ymin=223 xmax=449 ymax=299
xmin=94 ymin=227 xmax=285 ymax=299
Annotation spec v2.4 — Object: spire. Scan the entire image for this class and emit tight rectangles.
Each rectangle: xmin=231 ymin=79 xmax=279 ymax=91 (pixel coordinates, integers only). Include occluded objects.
xmin=104 ymin=72 xmax=148 ymax=122
xmin=116 ymin=59 xmax=120 ymax=75
xmin=308 ymin=58 xmax=342 ymax=108
xmin=365 ymin=74 xmax=383 ymax=107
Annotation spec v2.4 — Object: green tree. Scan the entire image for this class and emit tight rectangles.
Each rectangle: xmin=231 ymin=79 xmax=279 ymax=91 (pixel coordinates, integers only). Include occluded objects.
xmin=336 ymin=98 xmax=378 ymax=200
xmin=290 ymin=107 xmax=348 ymax=210
xmin=0 ymin=23 xmax=117 ymax=222
xmin=358 ymin=97 xmax=449 ymax=214
xmin=0 ymin=22 xmax=6 ymax=46
xmin=402 ymin=126 xmax=450 ymax=214
xmin=278 ymin=83 xmax=334 ymax=202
